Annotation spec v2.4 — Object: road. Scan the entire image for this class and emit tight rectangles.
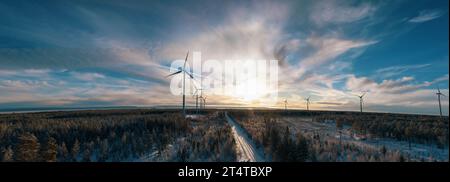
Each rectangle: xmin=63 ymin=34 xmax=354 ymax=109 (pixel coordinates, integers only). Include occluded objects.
xmin=225 ymin=112 xmax=265 ymax=162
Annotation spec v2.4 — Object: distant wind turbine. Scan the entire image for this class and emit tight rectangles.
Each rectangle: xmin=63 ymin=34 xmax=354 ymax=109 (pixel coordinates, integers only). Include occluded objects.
xmin=193 ymin=87 xmax=200 ymax=114
xmin=306 ymin=96 xmax=311 ymax=111
xmin=284 ymin=99 xmax=288 ymax=110
xmin=202 ymin=96 xmax=207 ymax=109
xmin=166 ymin=51 xmax=193 ymax=116
xmin=193 ymin=83 xmax=205 ymax=114
xmin=436 ymin=87 xmax=446 ymax=117
xmin=354 ymin=92 xmax=367 ymax=113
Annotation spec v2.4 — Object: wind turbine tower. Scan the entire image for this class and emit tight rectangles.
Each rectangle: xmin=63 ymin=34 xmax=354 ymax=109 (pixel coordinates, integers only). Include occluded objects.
xmin=356 ymin=92 xmax=366 ymax=113
xmin=436 ymin=87 xmax=446 ymax=117
xmin=284 ymin=99 xmax=288 ymax=110
xmin=193 ymin=87 xmax=200 ymax=114
xmin=306 ymin=96 xmax=311 ymax=111
xmin=202 ymin=96 xmax=207 ymax=109
xmin=166 ymin=51 xmax=193 ymax=117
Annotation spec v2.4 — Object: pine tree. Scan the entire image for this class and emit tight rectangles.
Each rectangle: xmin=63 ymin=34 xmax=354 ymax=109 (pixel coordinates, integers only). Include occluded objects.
xmin=295 ymin=134 xmax=309 ymax=162
xmin=98 ymin=139 xmax=109 ymax=162
xmin=83 ymin=141 xmax=94 ymax=162
xmin=280 ymin=126 xmax=292 ymax=161
xmin=71 ymin=139 xmax=80 ymax=162
xmin=59 ymin=142 xmax=69 ymax=161
xmin=399 ymin=154 xmax=405 ymax=162
xmin=178 ymin=144 xmax=188 ymax=162
xmin=405 ymin=127 xmax=414 ymax=150
xmin=15 ymin=133 xmax=40 ymax=162
xmin=381 ymin=145 xmax=387 ymax=156
xmin=2 ymin=146 xmax=14 ymax=162
xmin=269 ymin=126 xmax=280 ymax=155
xmin=42 ymin=137 xmax=58 ymax=162
xmin=83 ymin=148 xmax=91 ymax=162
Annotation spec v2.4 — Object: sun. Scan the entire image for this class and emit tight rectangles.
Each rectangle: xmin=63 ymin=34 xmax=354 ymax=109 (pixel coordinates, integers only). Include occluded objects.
xmin=235 ymin=78 xmax=266 ymax=102
xmin=241 ymin=90 xmax=260 ymax=101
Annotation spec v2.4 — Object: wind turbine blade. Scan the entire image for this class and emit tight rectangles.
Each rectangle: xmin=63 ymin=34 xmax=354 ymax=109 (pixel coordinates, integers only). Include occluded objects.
xmin=165 ymin=70 xmax=182 ymax=77
xmin=192 ymin=82 xmax=198 ymax=90
xmin=185 ymin=71 xmax=194 ymax=79
xmin=361 ymin=92 xmax=366 ymax=97
xmin=184 ymin=51 xmax=189 ymax=63
xmin=193 ymin=89 xmax=198 ymax=95
xmin=180 ymin=70 xmax=204 ymax=79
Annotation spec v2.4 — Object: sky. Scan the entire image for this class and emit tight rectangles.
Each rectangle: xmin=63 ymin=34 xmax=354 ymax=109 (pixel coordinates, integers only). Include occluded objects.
xmin=0 ymin=0 xmax=448 ymax=115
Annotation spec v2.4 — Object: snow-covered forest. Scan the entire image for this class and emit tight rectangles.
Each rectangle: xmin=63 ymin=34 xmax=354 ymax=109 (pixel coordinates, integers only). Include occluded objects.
xmin=0 ymin=110 xmax=235 ymax=162
xmin=229 ymin=110 xmax=449 ymax=162
xmin=0 ymin=109 xmax=447 ymax=162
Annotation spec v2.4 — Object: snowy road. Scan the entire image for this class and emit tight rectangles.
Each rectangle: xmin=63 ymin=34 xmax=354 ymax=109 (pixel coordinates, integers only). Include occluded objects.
xmin=225 ymin=112 xmax=265 ymax=162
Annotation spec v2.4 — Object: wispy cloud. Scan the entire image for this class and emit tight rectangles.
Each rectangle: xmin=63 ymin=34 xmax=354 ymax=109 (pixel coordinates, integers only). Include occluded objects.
xmin=310 ymin=1 xmax=377 ymax=25
xmin=0 ymin=0 xmax=448 ymax=115
xmin=408 ymin=9 xmax=445 ymax=23
xmin=375 ymin=64 xmax=431 ymax=78
xmin=289 ymin=36 xmax=377 ymax=79
xmin=301 ymin=37 xmax=376 ymax=67
xmin=346 ymin=74 xmax=449 ymax=94
xmin=71 ymin=72 xmax=105 ymax=81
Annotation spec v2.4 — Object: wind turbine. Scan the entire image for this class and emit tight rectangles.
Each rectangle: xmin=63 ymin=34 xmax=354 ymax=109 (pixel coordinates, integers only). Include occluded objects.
xmin=306 ymin=96 xmax=311 ymax=111
xmin=166 ymin=51 xmax=193 ymax=117
xmin=436 ymin=87 xmax=446 ymax=117
xmin=192 ymin=83 xmax=205 ymax=114
xmin=284 ymin=99 xmax=288 ymax=110
xmin=355 ymin=92 xmax=366 ymax=113
xmin=202 ymin=96 xmax=207 ymax=109
xmin=193 ymin=87 xmax=200 ymax=114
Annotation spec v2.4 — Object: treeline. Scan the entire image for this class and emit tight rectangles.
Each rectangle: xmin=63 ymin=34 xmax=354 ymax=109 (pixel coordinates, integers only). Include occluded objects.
xmin=229 ymin=111 xmax=412 ymax=162
xmin=0 ymin=109 xmax=236 ymax=162
xmin=307 ymin=135 xmax=408 ymax=162
xmin=229 ymin=109 xmax=449 ymax=148
xmin=229 ymin=111 xmax=309 ymax=162
xmin=174 ymin=115 xmax=236 ymax=162
xmin=313 ymin=114 xmax=449 ymax=148
xmin=0 ymin=110 xmax=189 ymax=162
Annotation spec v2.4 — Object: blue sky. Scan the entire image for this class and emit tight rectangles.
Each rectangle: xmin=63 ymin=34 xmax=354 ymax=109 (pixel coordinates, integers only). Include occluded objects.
xmin=0 ymin=0 xmax=448 ymax=115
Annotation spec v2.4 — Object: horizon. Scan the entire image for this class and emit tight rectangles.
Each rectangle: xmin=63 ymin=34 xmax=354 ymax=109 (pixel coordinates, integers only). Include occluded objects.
xmin=0 ymin=104 xmax=447 ymax=117
xmin=0 ymin=0 xmax=449 ymax=116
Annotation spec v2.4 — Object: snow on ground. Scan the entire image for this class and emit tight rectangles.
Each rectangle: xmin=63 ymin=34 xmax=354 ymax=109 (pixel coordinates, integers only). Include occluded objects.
xmin=225 ymin=112 xmax=265 ymax=162
xmin=281 ymin=117 xmax=449 ymax=161
xmin=136 ymin=150 xmax=160 ymax=162
xmin=185 ymin=114 xmax=205 ymax=120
